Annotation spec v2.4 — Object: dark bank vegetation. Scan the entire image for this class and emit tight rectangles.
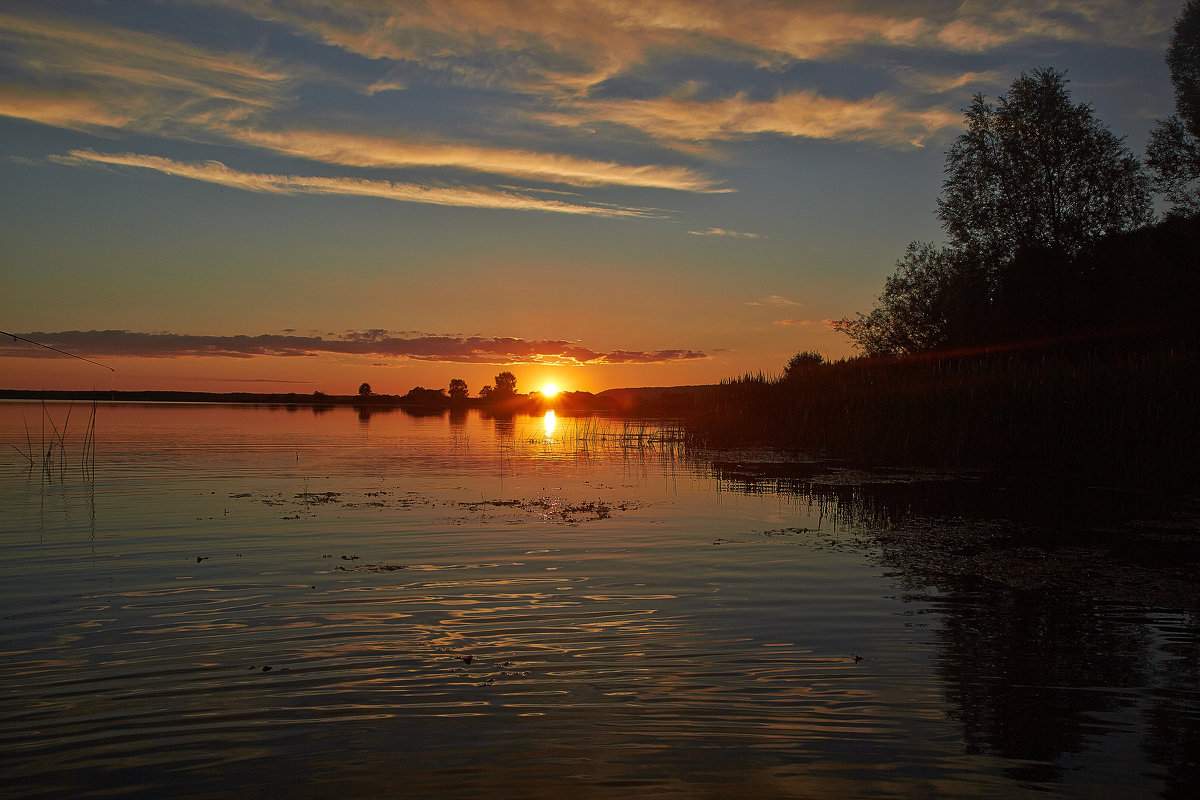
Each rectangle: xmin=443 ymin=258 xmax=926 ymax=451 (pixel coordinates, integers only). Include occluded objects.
xmin=677 ymin=24 xmax=1200 ymax=495
xmin=677 ymin=336 xmax=1198 ymax=493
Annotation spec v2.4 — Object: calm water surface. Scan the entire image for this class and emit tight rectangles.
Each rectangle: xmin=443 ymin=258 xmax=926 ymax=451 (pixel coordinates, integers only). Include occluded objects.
xmin=1 ymin=402 xmax=1197 ymax=798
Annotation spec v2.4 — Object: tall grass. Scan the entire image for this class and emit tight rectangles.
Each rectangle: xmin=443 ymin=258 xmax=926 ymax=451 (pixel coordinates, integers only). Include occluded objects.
xmin=10 ymin=400 xmax=97 ymax=482
xmin=679 ymin=340 xmax=1199 ymax=492
xmin=566 ymin=415 xmax=687 ymax=451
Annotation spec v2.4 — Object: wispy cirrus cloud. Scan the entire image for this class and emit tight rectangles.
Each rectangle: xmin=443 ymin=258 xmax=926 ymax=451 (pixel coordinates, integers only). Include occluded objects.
xmin=2 ymin=330 xmax=708 ymax=366
xmin=0 ymin=85 xmax=137 ymax=131
xmin=774 ymin=319 xmax=816 ymax=327
xmin=51 ymin=149 xmax=655 ymax=217
xmin=894 ymin=69 xmax=1008 ymax=95
xmin=200 ymin=1 xmax=1173 ymax=93
xmin=194 ymin=0 xmax=1180 ymax=113
xmin=197 ymin=1 xmax=925 ymax=94
xmin=938 ymin=0 xmax=1176 ymax=51
xmin=747 ymin=295 xmax=801 ymax=307
xmin=0 ymin=7 xmax=720 ymax=202
xmin=688 ymin=227 xmax=759 ymax=238
xmin=3 ymin=2 xmax=1176 ymax=152
xmin=541 ymin=90 xmax=961 ymax=148
xmin=0 ymin=9 xmax=288 ymax=133
xmin=229 ymin=129 xmax=722 ymax=191
xmin=2 ymin=0 xmax=1177 ymax=232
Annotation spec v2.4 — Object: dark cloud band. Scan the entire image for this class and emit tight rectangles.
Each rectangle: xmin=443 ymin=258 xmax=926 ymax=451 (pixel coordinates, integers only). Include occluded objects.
xmin=1 ymin=330 xmax=708 ymax=366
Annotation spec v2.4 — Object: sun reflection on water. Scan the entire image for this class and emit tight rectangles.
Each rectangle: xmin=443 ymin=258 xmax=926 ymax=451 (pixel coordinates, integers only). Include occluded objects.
xmin=543 ymin=409 xmax=556 ymax=438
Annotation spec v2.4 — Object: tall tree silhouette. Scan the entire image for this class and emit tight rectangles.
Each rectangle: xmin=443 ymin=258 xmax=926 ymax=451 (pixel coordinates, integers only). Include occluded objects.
xmin=835 ymin=243 xmax=989 ymax=355
xmin=1148 ymin=0 xmax=1200 ymax=215
xmin=448 ymin=378 xmax=468 ymax=399
xmin=939 ymin=68 xmax=1151 ymax=268
xmin=840 ymin=69 xmax=1152 ymax=355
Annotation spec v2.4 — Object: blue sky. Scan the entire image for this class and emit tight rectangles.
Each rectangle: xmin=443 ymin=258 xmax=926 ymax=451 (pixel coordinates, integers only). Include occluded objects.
xmin=0 ymin=0 xmax=1183 ymax=393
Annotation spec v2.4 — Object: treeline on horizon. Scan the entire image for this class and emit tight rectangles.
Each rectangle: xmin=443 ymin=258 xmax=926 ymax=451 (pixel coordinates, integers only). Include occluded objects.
xmin=0 ymin=385 xmax=619 ymax=413
xmin=664 ymin=8 xmax=1200 ymax=494
xmin=0 ymin=369 xmax=677 ymax=411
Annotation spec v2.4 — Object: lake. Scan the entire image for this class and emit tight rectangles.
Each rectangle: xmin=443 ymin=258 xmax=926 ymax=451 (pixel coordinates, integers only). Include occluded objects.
xmin=2 ymin=401 xmax=1197 ymax=798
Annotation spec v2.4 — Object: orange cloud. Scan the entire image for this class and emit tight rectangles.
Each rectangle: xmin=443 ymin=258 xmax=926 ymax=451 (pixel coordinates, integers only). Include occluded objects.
xmin=52 ymin=149 xmax=656 ymax=217
xmin=0 ymin=85 xmax=135 ymax=130
xmin=774 ymin=319 xmax=815 ymax=327
xmin=895 ymin=69 xmax=1007 ymax=94
xmin=688 ymin=227 xmax=760 ymax=238
xmin=230 ymin=129 xmax=721 ymax=191
xmin=0 ymin=8 xmax=722 ymax=198
xmin=0 ymin=9 xmax=288 ymax=132
xmin=544 ymin=91 xmax=960 ymax=148
xmin=196 ymin=1 xmax=930 ymax=93
xmin=748 ymin=296 xmax=801 ymax=307
xmin=938 ymin=0 xmax=1175 ymax=51
xmin=196 ymin=0 xmax=1173 ymax=93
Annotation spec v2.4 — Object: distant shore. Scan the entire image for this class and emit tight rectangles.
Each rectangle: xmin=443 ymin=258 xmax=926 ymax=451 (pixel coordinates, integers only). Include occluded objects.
xmin=0 ymin=386 xmax=714 ymax=414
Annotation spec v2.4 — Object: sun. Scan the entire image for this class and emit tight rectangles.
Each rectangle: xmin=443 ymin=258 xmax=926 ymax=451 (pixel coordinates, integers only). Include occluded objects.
xmin=541 ymin=382 xmax=560 ymax=397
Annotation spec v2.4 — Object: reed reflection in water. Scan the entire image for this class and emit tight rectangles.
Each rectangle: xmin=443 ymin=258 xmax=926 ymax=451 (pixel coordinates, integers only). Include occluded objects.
xmin=0 ymin=402 xmax=1196 ymax=799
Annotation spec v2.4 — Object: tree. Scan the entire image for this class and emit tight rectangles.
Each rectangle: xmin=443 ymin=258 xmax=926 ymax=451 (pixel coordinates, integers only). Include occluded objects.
xmin=448 ymin=378 xmax=468 ymax=400
xmin=1148 ymin=1 xmax=1200 ymax=215
xmin=938 ymin=68 xmax=1152 ymax=268
xmin=780 ymin=350 xmax=825 ymax=382
xmin=358 ymin=382 xmax=373 ymax=397
xmin=479 ymin=385 xmax=493 ymax=399
xmin=841 ymin=69 xmax=1154 ymax=356
xmin=835 ymin=243 xmax=988 ymax=355
xmin=493 ymin=371 xmax=517 ymax=396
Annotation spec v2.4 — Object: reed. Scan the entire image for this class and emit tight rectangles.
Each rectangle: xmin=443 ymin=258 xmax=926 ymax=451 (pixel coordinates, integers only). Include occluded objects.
xmin=81 ymin=400 xmax=97 ymax=481
xmin=10 ymin=415 xmax=34 ymax=466
xmin=12 ymin=401 xmax=99 ymax=482
xmin=545 ymin=414 xmax=688 ymax=459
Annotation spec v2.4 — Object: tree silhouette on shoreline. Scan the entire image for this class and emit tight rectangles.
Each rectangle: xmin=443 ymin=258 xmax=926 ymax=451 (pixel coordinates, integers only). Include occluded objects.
xmin=1148 ymin=0 xmax=1200 ymax=216
xmin=838 ymin=68 xmax=1154 ymax=355
xmin=492 ymin=371 xmax=517 ymax=398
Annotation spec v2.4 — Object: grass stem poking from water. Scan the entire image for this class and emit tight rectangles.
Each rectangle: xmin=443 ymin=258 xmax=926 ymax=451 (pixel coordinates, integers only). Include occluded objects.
xmin=20 ymin=400 xmax=99 ymax=483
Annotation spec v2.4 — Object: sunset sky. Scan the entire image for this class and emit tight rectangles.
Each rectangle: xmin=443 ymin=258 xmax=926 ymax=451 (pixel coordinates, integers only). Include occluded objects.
xmin=0 ymin=0 xmax=1184 ymax=395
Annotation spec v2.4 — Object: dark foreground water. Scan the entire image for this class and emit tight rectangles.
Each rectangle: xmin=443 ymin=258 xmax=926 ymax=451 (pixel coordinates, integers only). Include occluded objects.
xmin=1 ymin=402 xmax=1197 ymax=798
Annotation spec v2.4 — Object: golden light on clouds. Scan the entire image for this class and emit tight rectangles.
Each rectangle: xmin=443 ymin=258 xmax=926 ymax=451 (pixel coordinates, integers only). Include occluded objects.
xmin=0 ymin=330 xmax=710 ymax=368
xmin=688 ymin=227 xmax=760 ymax=238
xmin=195 ymin=0 xmax=1174 ymax=92
xmin=0 ymin=8 xmax=288 ymax=130
xmin=231 ymin=129 xmax=722 ymax=191
xmin=52 ymin=149 xmax=657 ymax=217
xmin=0 ymin=85 xmax=135 ymax=130
xmin=541 ymin=91 xmax=961 ymax=148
